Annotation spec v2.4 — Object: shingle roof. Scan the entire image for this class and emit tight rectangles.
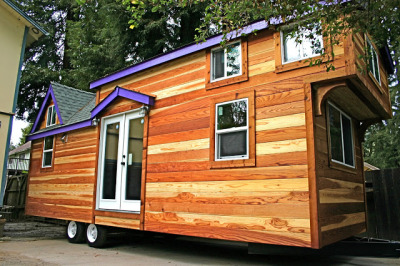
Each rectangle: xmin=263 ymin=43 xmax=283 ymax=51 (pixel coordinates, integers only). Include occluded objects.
xmin=9 ymin=141 xmax=31 ymax=156
xmin=51 ymin=82 xmax=95 ymax=123
xmin=32 ymin=83 xmax=96 ymax=135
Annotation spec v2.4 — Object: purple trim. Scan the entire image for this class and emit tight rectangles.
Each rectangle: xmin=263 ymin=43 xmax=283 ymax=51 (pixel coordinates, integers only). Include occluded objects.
xmin=90 ymin=20 xmax=269 ymax=89
xmin=27 ymin=120 xmax=92 ymax=141
xmin=91 ymin=86 xmax=155 ymax=118
xmin=30 ymin=84 xmax=64 ymax=133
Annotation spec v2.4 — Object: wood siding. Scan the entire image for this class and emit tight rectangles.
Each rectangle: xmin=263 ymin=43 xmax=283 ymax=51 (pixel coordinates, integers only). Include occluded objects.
xmin=314 ymin=104 xmax=366 ymax=248
xmin=25 ymin=27 xmax=392 ymax=248
xmin=95 ymin=29 xmax=349 ymax=247
xmin=26 ymin=127 xmax=97 ymax=223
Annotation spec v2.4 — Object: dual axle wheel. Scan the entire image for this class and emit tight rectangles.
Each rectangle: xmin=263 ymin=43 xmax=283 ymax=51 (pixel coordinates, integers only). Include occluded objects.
xmin=66 ymin=221 xmax=107 ymax=248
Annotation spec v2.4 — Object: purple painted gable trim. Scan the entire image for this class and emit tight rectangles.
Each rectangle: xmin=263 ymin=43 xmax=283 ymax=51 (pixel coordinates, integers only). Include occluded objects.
xmin=91 ymin=86 xmax=155 ymax=118
xmin=27 ymin=120 xmax=92 ymax=141
xmin=30 ymin=84 xmax=64 ymax=133
xmin=90 ymin=20 xmax=269 ymax=90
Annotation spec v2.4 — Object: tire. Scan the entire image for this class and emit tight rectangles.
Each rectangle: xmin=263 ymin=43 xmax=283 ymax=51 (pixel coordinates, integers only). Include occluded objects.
xmin=66 ymin=221 xmax=86 ymax=243
xmin=86 ymin=224 xmax=107 ymax=248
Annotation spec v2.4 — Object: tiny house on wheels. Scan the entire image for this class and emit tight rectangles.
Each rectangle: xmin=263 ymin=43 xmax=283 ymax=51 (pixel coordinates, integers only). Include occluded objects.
xmin=26 ymin=20 xmax=393 ymax=249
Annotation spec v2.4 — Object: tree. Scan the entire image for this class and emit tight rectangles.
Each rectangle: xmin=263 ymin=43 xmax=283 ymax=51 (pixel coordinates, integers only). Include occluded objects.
xmin=123 ymin=1 xmax=400 ymax=69
xmin=15 ymin=0 xmax=79 ymax=122
xmin=16 ymin=0 xmax=208 ymax=123
xmin=18 ymin=123 xmax=33 ymax=146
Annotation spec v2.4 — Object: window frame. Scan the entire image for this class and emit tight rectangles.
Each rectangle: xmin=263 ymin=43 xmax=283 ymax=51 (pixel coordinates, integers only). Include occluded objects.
xmin=327 ymin=102 xmax=355 ymax=169
xmin=205 ymin=39 xmax=248 ymax=90
xmin=211 ymin=41 xmax=242 ymax=82
xmin=46 ymin=105 xmax=57 ymax=127
xmin=42 ymin=135 xmax=54 ymax=168
xmin=210 ymin=90 xmax=255 ymax=169
xmin=280 ymin=25 xmax=324 ymax=65
xmin=366 ymin=36 xmax=381 ymax=85
xmin=215 ymin=98 xmax=249 ymax=161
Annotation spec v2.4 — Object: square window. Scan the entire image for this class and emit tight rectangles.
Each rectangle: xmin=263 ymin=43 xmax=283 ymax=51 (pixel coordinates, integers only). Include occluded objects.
xmin=42 ymin=136 xmax=54 ymax=167
xmin=46 ymin=106 xmax=57 ymax=127
xmin=281 ymin=25 xmax=323 ymax=64
xmin=366 ymin=37 xmax=381 ymax=85
xmin=211 ymin=42 xmax=242 ymax=82
xmin=215 ymin=98 xmax=248 ymax=160
xmin=328 ymin=103 xmax=354 ymax=167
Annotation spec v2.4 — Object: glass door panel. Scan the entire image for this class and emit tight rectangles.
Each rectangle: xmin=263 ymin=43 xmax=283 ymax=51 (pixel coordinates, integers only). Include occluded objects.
xmin=98 ymin=110 xmax=144 ymax=212
xmin=121 ymin=113 xmax=144 ymax=211
xmin=98 ymin=116 xmax=124 ymax=210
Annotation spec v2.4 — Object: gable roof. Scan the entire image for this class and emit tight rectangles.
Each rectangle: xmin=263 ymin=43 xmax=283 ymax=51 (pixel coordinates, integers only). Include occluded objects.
xmin=29 ymin=82 xmax=96 ymax=138
xmin=52 ymin=82 xmax=96 ymax=123
xmin=27 ymin=84 xmax=155 ymax=141
xmin=91 ymin=86 xmax=155 ymax=118
xmin=9 ymin=141 xmax=31 ymax=156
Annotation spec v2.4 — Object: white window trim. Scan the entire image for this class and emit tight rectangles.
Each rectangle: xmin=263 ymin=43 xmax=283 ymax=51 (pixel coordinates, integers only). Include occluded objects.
xmin=42 ymin=136 xmax=54 ymax=168
xmin=366 ymin=36 xmax=381 ymax=85
xmin=211 ymin=41 xmax=242 ymax=83
xmin=281 ymin=26 xmax=323 ymax=64
xmin=215 ymin=98 xmax=249 ymax=161
xmin=46 ymin=105 xmax=56 ymax=127
xmin=328 ymin=102 xmax=355 ymax=168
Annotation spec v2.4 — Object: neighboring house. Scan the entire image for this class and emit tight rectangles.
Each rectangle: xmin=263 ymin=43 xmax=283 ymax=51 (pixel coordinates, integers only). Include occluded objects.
xmin=0 ymin=0 xmax=48 ymax=206
xmin=26 ymin=20 xmax=393 ymax=249
xmin=364 ymin=162 xmax=380 ymax=171
xmin=7 ymin=141 xmax=31 ymax=172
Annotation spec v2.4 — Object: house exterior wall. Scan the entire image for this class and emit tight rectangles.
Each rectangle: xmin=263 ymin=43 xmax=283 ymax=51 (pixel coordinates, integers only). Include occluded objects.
xmin=94 ymin=29 xmax=350 ymax=248
xmin=26 ymin=127 xmax=98 ymax=223
xmin=25 ymin=27 xmax=391 ymax=248
xmin=0 ymin=4 xmax=27 ymax=205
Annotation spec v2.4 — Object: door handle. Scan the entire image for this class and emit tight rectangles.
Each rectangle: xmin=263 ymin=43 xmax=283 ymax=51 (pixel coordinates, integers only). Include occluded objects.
xmin=121 ymin=162 xmax=125 ymax=165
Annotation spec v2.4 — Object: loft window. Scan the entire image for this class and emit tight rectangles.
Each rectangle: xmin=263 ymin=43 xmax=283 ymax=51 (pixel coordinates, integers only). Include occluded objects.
xmin=328 ymin=103 xmax=354 ymax=167
xmin=211 ymin=41 xmax=242 ymax=82
xmin=46 ymin=105 xmax=57 ymax=127
xmin=366 ymin=37 xmax=381 ymax=84
xmin=215 ymin=98 xmax=248 ymax=160
xmin=281 ymin=24 xmax=323 ymax=64
xmin=42 ymin=136 xmax=54 ymax=168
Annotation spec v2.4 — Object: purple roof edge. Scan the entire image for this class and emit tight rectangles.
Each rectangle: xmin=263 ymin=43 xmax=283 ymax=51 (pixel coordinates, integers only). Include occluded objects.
xmin=30 ymin=84 xmax=64 ymax=133
xmin=89 ymin=20 xmax=270 ymax=90
xmin=27 ymin=120 xmax=92 ymax=141
xmin=91 ymin=86 xmax=155 ymax=118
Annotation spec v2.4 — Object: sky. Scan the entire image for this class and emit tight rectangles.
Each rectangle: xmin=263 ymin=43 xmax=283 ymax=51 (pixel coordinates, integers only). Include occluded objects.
xmin=11 ymin=118 xmax=29 ymax=146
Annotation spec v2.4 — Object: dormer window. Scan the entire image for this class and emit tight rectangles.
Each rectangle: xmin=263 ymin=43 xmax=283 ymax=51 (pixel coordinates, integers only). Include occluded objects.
xmin=281 ymin=25 xmax=323 ymax=64
xmin=46 ymin=105 xmax=57 ymax=127
xmin=211 ymin=41 xmax=242 ymax=82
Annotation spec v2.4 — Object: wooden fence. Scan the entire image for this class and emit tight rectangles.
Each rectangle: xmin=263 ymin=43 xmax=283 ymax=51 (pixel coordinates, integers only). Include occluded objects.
xmin=365 ymin=168 xmax=400 ymax=241
xmin=0 ymin=174 xmax=27 ymax=220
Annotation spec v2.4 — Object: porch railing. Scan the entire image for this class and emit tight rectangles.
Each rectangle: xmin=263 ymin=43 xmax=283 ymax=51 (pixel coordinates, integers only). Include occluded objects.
xmin=7 ymin=158 xmax=30 ymax=171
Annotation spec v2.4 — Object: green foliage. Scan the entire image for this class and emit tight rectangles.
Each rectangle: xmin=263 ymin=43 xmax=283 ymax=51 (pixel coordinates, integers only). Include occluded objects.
xmin=364 ymin=82 xmax=400 ymax=169
xmin=18 ymin=123 xmax=33 ymax=146
xmin=16 ymin=0 xmax=207 ymax=123
xmin=123 ymin=0 xmax=400 ymax=71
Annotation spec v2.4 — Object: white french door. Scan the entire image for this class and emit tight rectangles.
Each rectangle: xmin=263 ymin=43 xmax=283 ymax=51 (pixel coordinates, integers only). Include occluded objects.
xmin=97 ymin=110 xmax=144 ymax=212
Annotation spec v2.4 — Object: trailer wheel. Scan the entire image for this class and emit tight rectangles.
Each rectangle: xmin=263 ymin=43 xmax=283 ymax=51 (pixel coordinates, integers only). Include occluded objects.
xmin=66 ymin=221 xmax=86 ymax=243
xmin=86 ymin=224 xmax=107 ymax=248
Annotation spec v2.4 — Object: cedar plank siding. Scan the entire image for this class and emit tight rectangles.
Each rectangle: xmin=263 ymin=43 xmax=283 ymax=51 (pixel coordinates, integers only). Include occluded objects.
xmin=25 ymin=27 xmax=392 ymax=249
xmin=314 ymin=106 xmax=366 ymax=247
xmin=94 ymin=30 xmax=348 ymax=247
xmin=26 ymin=127 xmax=97 ymax=223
